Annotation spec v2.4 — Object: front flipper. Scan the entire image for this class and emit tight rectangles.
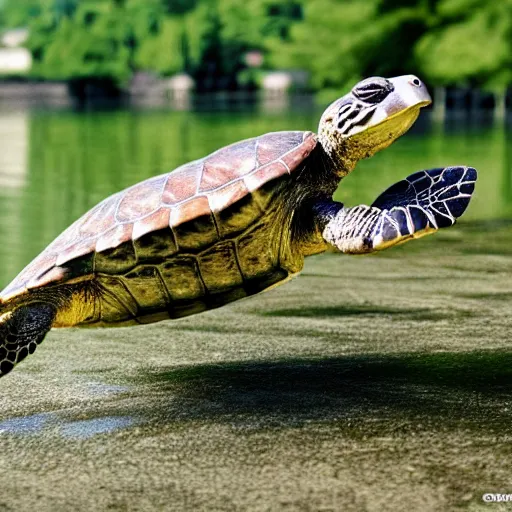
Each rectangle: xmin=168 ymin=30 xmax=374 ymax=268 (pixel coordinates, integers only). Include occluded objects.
xmin=0 ymin=303 xmax=56 ymax=377
xmin=318 ymin=166 xmax=477 ymax=254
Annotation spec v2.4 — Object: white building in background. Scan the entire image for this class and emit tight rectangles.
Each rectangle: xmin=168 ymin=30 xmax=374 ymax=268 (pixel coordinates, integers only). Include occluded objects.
xmin=166 ymin=73 xmax=195 ymax=110
xmin=0 ymin=47 xmax=32 ymax=73
xmin=0 ymin=28 xmax=32 ymax=74
xmin=1 ymin=28 xmax=29 ymax=48
xmin=262 ymin=72 xmax=293 ymax=94
xmin=262 ymin=70 xmax=309 ymax=95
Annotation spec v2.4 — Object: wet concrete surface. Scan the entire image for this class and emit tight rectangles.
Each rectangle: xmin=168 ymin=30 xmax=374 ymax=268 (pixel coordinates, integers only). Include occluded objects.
xmin=1 ymin=223 xmax=512 ymax=511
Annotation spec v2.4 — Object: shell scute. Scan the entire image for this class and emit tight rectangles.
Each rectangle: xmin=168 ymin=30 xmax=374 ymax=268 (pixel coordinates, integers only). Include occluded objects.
xmin=116 ymin=175 xmax=166 ymax=223
xmin=96 ymin=223 xmax=134 ymax=254
xmin=1 ymin=131 xmax=317 ymax=299
xmin=172 ymin=209 xmax=219 ymax=252
xmin=159 ymin=257 xmax=204 ymax=301
xmin=198 ymin=241 xmax=243 ymax=294
xmin=214 ymin=191 xmax=263 ymax=239
xmin=170 ymin=195 xmax=212 ymax=227
xmin=97 ymin=275 xmax=138 ymax=320
xmin=208 ymin=180 xmax=249 ymax=213
xmin=123 ymin=266 xmax=168 ymax=311
xmin=132 ymin=208 xmax=171 ymax=241
xmin=133 ymin=226 xmax=177 ymax=262
xmin=244 ymin=161 xmax=288 ymax=192
xmin=28 ymin=266 xmax=67 ymax=289
xmin=282 ymin=143 xmax=314 ymax=172
xmin=55 ymin=238 xmax=97 ymax=267
xmin=22 ymin=253 xmax=59 ymax=291
xmin=95 ymin=241 xmax=137 ymax=274
xmin=200 ymin=139 xmax=257 ymax=192
xmin=256 ymin=131 xmax=305 ymax=166
xmin=78 ymin=196 xmax=119 ymax=239
xmin=162 ymin=162 xmax=201 ymax=205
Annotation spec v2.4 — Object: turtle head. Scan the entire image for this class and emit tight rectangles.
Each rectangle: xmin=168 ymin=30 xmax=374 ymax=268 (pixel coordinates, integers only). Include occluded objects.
xmin=318 ymin=75 xmax=432 ymax=176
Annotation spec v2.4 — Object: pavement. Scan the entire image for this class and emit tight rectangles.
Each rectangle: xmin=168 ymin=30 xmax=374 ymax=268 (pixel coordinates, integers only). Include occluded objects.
xmin=1 ymin=222 xmax=512 ymax=512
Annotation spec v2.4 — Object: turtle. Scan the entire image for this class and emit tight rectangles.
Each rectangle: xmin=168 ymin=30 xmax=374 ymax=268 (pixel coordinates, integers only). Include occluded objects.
xmin=0 ymin=74 xmax=477 ymax=377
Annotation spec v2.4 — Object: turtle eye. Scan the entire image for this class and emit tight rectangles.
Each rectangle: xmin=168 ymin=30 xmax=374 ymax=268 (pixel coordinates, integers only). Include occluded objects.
xmin=352 ymin=76 xmax=394 ymax=104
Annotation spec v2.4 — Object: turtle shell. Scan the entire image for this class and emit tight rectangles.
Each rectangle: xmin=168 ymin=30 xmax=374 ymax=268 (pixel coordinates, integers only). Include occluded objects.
xmin=1 ymin=131 xmax=317 ymax=302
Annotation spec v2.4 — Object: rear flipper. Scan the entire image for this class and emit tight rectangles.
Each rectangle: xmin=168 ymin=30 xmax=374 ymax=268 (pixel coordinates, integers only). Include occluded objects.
xmin=317 ymin=166 xmax=477 ymax=254
xmin=0 ymin=303 xmax=56 ymax=377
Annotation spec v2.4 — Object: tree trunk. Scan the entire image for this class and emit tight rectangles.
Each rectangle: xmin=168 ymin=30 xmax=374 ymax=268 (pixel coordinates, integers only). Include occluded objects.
xmin=433 ymin=86 xmax=446 ymax=122
xmin=494 ymin=88 xmax=506 ymax=122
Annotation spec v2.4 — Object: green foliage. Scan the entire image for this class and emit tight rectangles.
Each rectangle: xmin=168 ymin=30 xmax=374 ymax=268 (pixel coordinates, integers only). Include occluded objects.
xmin=415 ymin=0 xmax=512 ymax=90
xmin=184 ymin=2 xmax=226 ymax=90
xmin=162 ymin=0 xmax=199 ymax=15
xmin=1 ymin=0 xmax=47 ymax=29
xmin=134 ymin=17 xmax=185 ymax=76
xmin=1 ymin=0 xmax=511 ymax=92
xmin=27 ymin=2 xmax=132 ymax=86
xmin=269 ymin=0 xmax=427 ymax=98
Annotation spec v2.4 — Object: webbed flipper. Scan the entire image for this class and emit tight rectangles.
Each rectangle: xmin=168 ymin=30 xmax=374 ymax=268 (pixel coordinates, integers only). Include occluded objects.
xmin=0 ymin=303 xmax=56 ymax=377
xmin=370 ymin=166 xmax=477 ymax=250
xmin=317 ymin=166 xmax=477 ymax=254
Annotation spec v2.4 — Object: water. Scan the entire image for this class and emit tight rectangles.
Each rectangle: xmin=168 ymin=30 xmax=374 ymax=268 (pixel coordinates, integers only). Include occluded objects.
xmin=0 ymin=106 xmax=510 ymax=288
xmin=0 ymin=106 xmax=511 ymax=510
xmin=0 ymin=411 xmax=136 ymax=438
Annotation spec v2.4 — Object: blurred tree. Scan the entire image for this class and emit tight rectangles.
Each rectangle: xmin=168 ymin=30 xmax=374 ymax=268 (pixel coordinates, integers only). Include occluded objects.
xmin=268 ymin=0 xmax=427 ymax=99
xmin=134 ymin=17 xmax=185 ymax=76
xmin=162 ymin=0 xmax=199 ymax=15
xmin=182 ymin=0 xmax=301 ymax=91
xmin=2 ymin=0 xmax=510 ymax=95
xmin=0 ymin=0 xmax=47 ymax=28
xmin=184 ymin=2 xmax=226 ymax=91
xmin=28 ymin=2 xmax=132 ymax=94
xmin=415 ymin=0 xmax=512 ymax=89
xmin=0 ymin=0 xmax=321 ymax=92
xmin=26 ymin=0 xmax=174 ymax=94
xmin=258 ymin=0 xmax=303 ymax=39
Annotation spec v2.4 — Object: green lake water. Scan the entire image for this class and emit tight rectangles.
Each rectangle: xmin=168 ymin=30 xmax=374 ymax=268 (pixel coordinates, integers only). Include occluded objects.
xmin=0 ymin=106 xmax=510 ymax=288
xmin=2 ymin=105 xmax=512 ymax=511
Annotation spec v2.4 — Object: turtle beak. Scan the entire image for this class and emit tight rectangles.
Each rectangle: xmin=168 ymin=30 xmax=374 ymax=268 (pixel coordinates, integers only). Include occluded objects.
xmin=385 ymin=75 xmax=432 ymax=114
xmin=363 ymin=75 xmax=431 ymax=129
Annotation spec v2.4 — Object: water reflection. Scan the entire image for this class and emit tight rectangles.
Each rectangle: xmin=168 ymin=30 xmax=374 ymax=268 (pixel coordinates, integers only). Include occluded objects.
xmin=0 ymin=412 xmax=52 ymax=434
xmin=0 ymin=111 xmax=28 ymax=189
xmin=0 ymin=106 xmax=510 ymax=288
xmin=502 ymin=122 xmax=512 ymax=203
xmin=0 ymin=412 xmax=136 ymax=438
xmin=59 ymin=416 xmax=136 ymax=439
